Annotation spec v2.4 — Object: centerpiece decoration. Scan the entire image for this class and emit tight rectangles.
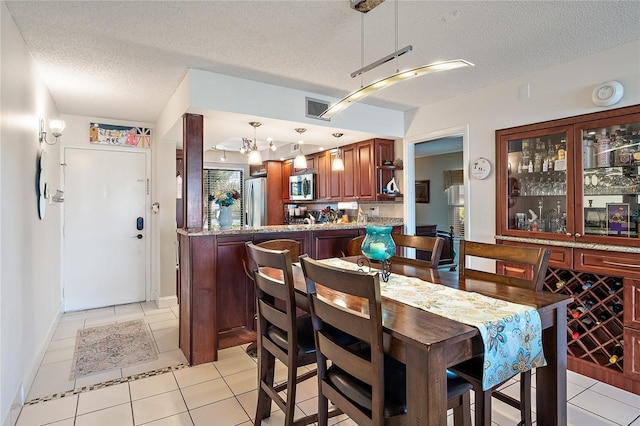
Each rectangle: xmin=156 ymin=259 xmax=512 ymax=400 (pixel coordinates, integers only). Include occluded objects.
xmin=359 ymin=225 xmax=396 ymax=282
xmin=210 ymin=189 xmax=240 ymax=230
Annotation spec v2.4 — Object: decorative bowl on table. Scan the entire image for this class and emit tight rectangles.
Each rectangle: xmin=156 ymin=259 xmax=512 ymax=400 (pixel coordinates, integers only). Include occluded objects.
xmin=361 ymin=226 xmax=396 ymax=261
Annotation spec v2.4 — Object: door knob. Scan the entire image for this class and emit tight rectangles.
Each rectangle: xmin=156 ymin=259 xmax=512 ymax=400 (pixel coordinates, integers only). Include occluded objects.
xmin=132 ymin=234 xmax=143 ymax=239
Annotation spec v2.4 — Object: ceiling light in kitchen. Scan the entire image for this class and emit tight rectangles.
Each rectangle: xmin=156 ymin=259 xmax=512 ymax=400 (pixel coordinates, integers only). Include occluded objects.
xmin=293 ymin=128 xmax=307 ymax=169
xmin=331 ymin=132 xmax=345 ymax=171
xmin=247 ymin=121 xmax=262 ymax=165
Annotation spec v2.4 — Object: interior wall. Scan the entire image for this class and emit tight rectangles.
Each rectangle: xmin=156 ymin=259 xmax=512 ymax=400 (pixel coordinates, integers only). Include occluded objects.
xmin=405 ymin=40 xmax=640 ymax=244
xmin=415 ymin=152 xmax=463 ymax=230
xmin=1 ymin=4 xmax=63 ymax=425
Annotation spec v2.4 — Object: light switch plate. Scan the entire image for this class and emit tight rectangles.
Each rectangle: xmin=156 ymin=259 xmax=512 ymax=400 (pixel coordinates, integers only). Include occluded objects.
xmin=369 ymin=206 xmax=379 ymax=216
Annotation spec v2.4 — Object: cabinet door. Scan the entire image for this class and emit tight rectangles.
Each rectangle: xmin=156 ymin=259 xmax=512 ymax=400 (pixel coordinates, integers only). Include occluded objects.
xmin=215 ymin=236 xmax=254 ymax=333
xmin=574 ymin=113 xmax=640 ymax=245
xmin=496 ymin=125 xmax=574 ymax=242
xmin=328 ymin=150 xmax=343 ymax=201
xmin=342 ymin=144 xmax=358 ymax=200
xmin=282 ymin=160 xmax=292 ymax=202
xmin=624 ymin=278 xmax=640 ymax=329
xmin=316 ymin=150 xmax=330 ymax=201
xmin=312 ymin=229 xmax=360 ymax=259
xmin=357 ymin=140 xmax=375 ymax=201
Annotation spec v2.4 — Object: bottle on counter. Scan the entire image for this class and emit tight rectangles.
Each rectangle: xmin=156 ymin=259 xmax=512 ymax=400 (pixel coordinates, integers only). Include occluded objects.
xmin=597 ymin=129 xmax=611 ymax=167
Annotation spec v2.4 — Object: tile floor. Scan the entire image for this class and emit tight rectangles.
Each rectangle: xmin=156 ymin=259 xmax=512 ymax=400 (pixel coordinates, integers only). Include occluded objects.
xmin=14 ymin=302 xmax=640 ymax=426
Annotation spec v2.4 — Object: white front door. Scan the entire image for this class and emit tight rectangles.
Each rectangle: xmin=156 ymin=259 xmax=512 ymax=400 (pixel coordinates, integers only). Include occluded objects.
xmin=63 ymin=148 xmax=148 ymax=311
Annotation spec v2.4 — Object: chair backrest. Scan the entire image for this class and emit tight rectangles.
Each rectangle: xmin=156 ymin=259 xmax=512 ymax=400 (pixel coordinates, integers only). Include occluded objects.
xmin=300 ymin=255 xmax=385 ymax=425
xmin=244 ymin=239 xmax=301 ymax=281
xmin=391 ymin=234 xmax=445 ymax=268
xmin=458 ymin=240 xmax=551 ymax=290
xmin=245 ymin=241 xmax=298 ymax=358
xmin=344 ymin=235 xmax=365 ymax=257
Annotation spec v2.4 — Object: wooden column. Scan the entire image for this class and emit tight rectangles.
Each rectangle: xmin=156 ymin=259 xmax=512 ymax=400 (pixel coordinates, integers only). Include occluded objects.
xmin=182 ymin=114 xmax=203 ymax=229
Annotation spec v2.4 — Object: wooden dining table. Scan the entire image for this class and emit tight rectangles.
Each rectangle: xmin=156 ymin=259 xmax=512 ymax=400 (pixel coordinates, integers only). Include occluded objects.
xmin=284 ymin=257 xmax=572 ymax=426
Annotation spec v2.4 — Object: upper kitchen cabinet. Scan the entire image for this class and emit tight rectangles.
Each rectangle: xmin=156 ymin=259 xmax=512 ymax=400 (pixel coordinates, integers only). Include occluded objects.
xmin=496 ymin=105 xmax=640 ymax=247
xmin=282 ymin=159 xmax=293 ymax=202
xmin=340 ymin=138 xmax=397 ymax=202
xmin=316 ymin=149 xmax=342 ymax=202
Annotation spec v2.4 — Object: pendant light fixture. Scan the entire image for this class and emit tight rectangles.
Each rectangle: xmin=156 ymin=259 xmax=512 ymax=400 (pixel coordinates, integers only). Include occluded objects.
xmin=331 ymin=132 xmax=345 ymax=171
xmin=247 ymin=121 xmax=262 ymax=165
xmin=319 ymin=0 xmax=473 ymax=119
xmin=293 ymin=128 xmax=307 ymax=169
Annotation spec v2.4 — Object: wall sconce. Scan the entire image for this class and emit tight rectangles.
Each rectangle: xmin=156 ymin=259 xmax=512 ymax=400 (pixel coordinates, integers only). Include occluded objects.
xmin=39 ymin=118 xmax=65 ymax=145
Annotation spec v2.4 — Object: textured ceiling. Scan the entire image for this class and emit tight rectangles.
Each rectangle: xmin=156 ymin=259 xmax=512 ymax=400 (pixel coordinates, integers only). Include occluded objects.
xmin=5 ymin=0 xmax=640 ymax=153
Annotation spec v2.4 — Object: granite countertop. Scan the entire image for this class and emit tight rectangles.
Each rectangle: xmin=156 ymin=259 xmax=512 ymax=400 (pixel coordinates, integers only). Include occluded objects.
xmin=178 ymin=218 xmax=404 ymax=236
xmin=495 ymin=235 xmax=640 ymax=254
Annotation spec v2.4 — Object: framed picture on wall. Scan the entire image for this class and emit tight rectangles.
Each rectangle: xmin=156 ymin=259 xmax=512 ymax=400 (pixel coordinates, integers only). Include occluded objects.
xmin=416 ymin=180 xmax=430 ymax=203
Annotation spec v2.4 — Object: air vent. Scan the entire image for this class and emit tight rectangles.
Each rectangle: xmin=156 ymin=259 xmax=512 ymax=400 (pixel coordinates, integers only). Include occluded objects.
xmin=291 ymin=143 xmax=300 ymax=153
xmin=305 ymin=97 xmax=330 ymax=121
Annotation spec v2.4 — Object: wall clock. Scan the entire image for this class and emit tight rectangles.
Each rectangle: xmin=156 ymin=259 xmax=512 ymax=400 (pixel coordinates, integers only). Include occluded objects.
xmin=471 ymin=157 xmax=491 ymax=180
xmin=592 ymin=81 xmax=624 ymax=107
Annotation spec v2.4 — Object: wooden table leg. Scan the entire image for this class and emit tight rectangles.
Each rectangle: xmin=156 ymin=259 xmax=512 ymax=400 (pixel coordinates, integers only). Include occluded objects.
xmin=537 ymin=306 xmax=568 ymax=425
xmin=406 ymin=343 xmax=448 ymax=425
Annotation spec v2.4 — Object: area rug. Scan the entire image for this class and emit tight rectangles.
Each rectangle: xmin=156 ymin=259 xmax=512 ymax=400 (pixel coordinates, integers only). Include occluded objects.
xmin=69 ymin=319 xmax=158 ymax=380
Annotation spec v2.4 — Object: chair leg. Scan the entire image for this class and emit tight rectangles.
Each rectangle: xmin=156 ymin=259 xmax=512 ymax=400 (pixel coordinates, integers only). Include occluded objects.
xmin=519 ymin=372 xmax=533 ymax=426
xmin=254 ymin=348 xmax=275 ymax=425
xmin=452 ymin=392 xmax=471 ymax=426
xmin=317 ymin=390 xmax=329 ymax=426
xmin=474 ymin=388 xmax=492 ymax=426
xmin=284 ymin=360 xmax=298 ymax=426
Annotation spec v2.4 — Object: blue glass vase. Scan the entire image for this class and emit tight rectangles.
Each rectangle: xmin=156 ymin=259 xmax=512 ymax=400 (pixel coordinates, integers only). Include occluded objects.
xmin=361 ymin=226 xmax=396 ymax=261
xmin=218 ymin=206 xmax=233 ymax=230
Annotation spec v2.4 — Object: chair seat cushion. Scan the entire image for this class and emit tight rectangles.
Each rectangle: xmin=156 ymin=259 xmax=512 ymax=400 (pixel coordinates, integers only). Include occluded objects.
xmin=267 ymin=314 xmax=316 ymax=356
xmin=327 ymin=354 xmax=407 ymax=418
xmin=450 ymin=355 xmax=484 ymax=382
xmin=327 ymin=360 xmax=472 ymax=419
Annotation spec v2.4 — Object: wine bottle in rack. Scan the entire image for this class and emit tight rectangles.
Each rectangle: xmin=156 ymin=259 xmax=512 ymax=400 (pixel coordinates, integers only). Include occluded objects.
xmin=598 ymin=310 xmax=612 ymax=321
xmin=556 ymin=280 xmax=566 ymax=289
xmin=611 ymin=303 xmax=623 ymax=314
xmin=584 ymin=299 xmax=595 ymax=310
xmin=581 ymin=317 xmax=595 ymax=330
xmin=572 ymin=306 xmax=586 ymax=319
xmin=571 ymin=327 xmax=580 ymax=340
xmin=582 ymin=281 xmax=593 ymax=290
xmin=610 ymin=343 xmax=623 ymax=363
xmin=609 ymin=281 xmax=623 ymax=295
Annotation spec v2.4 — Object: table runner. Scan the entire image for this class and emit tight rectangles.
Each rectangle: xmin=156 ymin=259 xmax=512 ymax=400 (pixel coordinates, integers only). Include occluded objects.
xmin=320 ymin=258 xmax=547 ymax=391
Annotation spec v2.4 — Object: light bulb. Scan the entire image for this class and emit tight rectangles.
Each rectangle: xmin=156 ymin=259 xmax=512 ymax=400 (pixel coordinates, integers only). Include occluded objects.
xmin=294 ymin=153 xmax=307 ymax=168
xmin=248 ymin=149 xmax=262 ymax=165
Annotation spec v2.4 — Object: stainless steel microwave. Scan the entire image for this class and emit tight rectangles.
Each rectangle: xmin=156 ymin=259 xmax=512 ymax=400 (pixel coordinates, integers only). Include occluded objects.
xmin=289 ymin=173 xmax=315 ymax=201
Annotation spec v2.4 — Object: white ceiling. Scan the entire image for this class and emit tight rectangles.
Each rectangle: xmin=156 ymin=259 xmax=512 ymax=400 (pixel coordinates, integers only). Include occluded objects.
xmin=6 ymin=0 xmax=640 ymax=154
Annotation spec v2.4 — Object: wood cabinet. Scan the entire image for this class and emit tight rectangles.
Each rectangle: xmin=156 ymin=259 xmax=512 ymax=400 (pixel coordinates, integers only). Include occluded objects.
xmin=312 ymin=228 xmax=361 ymax=259
xmin=315 ymin=150 xmax=343 ymax=202
xmin=282 ymin=160 xmax=292 ymax=202
xmin=263 ymin=161 xmax=285 ymax=225
xmin=176 ymin=149 xmax=184 ymax=228
xmin=495 ymin=104 xmax=640 ymax=394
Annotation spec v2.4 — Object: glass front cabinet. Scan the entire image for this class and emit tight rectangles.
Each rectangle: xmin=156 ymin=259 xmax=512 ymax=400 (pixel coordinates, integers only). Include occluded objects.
xmin=497 ymin=105 xmax=640 ymax=247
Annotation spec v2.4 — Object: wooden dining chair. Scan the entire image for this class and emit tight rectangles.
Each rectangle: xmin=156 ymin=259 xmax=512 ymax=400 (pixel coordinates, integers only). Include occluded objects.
xmin=245 ymin=241 xmax=317 ymax=426
xmin=391 ymin=234 xmax=445 ymax=268
xmin=343 ymin=235 xmax=365 ymax=257
xmin=451 ymin=240 xmax=551 ymax=426
xmin=299 ymin=255 xmax=472 ymax=426
xmin=243 ymin=239 xmax=301 ymax=281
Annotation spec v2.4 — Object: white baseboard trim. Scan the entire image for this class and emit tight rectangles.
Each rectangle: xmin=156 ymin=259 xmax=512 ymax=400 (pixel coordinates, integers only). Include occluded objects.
xmin=156 ymin=295 xmax=178 ymax=309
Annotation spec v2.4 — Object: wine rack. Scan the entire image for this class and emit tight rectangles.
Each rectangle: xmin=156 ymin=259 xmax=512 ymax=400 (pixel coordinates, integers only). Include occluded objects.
xmin=543 ymin=267 xmax=624 ymax=373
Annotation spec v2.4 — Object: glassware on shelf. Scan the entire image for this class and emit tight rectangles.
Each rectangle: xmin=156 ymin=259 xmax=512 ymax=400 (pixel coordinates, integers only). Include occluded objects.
xmin=597 ymin=129 xmax=611 ymax=167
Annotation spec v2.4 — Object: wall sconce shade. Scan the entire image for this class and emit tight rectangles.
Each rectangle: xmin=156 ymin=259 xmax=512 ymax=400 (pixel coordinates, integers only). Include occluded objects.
xmin=40 ymin=117 xmax=65 ymax=145
xmin=319 ymin=59 xmax=474 ymax=119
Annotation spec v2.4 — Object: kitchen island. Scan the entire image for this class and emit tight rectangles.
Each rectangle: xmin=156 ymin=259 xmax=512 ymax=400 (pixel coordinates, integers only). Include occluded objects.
xmin=177 ymin=220 xmax=403 ymax=365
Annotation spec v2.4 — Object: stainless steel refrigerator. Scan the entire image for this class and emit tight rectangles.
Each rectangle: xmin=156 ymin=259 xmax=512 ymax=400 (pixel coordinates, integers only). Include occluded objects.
xmin=244 ymin=177 xmax=267 ymax=227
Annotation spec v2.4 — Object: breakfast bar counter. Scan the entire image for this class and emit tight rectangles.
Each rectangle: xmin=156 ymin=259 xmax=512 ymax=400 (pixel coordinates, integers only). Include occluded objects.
xmin=177 ymin=220 xmax=403 ymax=365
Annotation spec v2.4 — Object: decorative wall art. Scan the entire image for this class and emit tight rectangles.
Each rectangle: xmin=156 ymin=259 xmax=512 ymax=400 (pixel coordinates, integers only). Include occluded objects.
xmin=415 ymin=180 xmax=430 ymax=203
xmin=90 ymin=123 xmax=151 ymax=148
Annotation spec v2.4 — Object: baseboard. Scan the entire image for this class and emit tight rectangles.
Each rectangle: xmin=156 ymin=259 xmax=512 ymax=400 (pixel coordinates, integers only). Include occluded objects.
xmin=156 ymin=295 xmax=178 ymax=309
xmin=6 ymin=304 xmax=64 ymax=425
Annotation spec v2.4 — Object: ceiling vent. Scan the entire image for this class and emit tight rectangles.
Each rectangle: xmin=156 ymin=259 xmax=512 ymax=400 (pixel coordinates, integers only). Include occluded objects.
xmin=305 ymin=97 xmax=330 ymax=121
xmin=290 ymin=143 xmax=301 ymax=153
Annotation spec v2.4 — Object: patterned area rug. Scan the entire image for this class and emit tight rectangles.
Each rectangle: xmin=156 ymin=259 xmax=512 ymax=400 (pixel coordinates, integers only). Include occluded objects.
xmin=70 ymin=319 xmax=158 ymax=380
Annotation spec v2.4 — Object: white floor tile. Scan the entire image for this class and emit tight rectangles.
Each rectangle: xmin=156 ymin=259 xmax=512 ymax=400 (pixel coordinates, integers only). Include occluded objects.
xmin=138 ymin=411 xmax=194 ymax=426
xmin=180 ymin=377 xmax=234 ymax=410
xmin=567 ymin=370 xmax=599 ymax=388
xmin=46 ymin=419 xmax=75 ymax=426
xmin=153 ymin=327 xmax=179 ymax=353
xmin=570 ymin=388 xmax=640 ymax=425
xmin=132 ymin=390 xmax=187 ymax=425
xmin=213 ymin=353 xmax=258 ymax=377
xmin=121 ymin=349 xmax=186 ymax=377
xmin=130 ymin=373 xmax=179 ymax=401
xmin=41 ymin=346 xmax=75 ymax=365
xmin=27 ymin=360 xmax=75 ymax=400
xmin=223 ymin=368 xmax=257 ymax=396
xmin=74 ymin=367 xmax=123 ymax=389
xmin=189 ymin=397 xmax=250 ymax=426
xmin=149 ymin=318 xmax=178 ymax=331
xmin=590 ymin=381 xmax=640 ymax=409
xmin=173 ymin=363 xmax=220 ymax=389
xmin=567 ymin=402 xmax=618 ymax=426
xmin=77 ymin=382 xmax=130 ymax=415
xmin=145 ymin=313 xmax=178 ymax=325
xmin=75 ymin=402 xmax=134 ymax=426
xmin=217 ymin=345 xmax=247 ymax=360
xmin=52 ymin=321 xmax=85 ymax=340
xmin=16 ymin=395 xmax=78 ymax=426
xmin=115 ymin=303 xmax=144 ymax=315
xmin=46 ymin=337 xmax=76 ymax=352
